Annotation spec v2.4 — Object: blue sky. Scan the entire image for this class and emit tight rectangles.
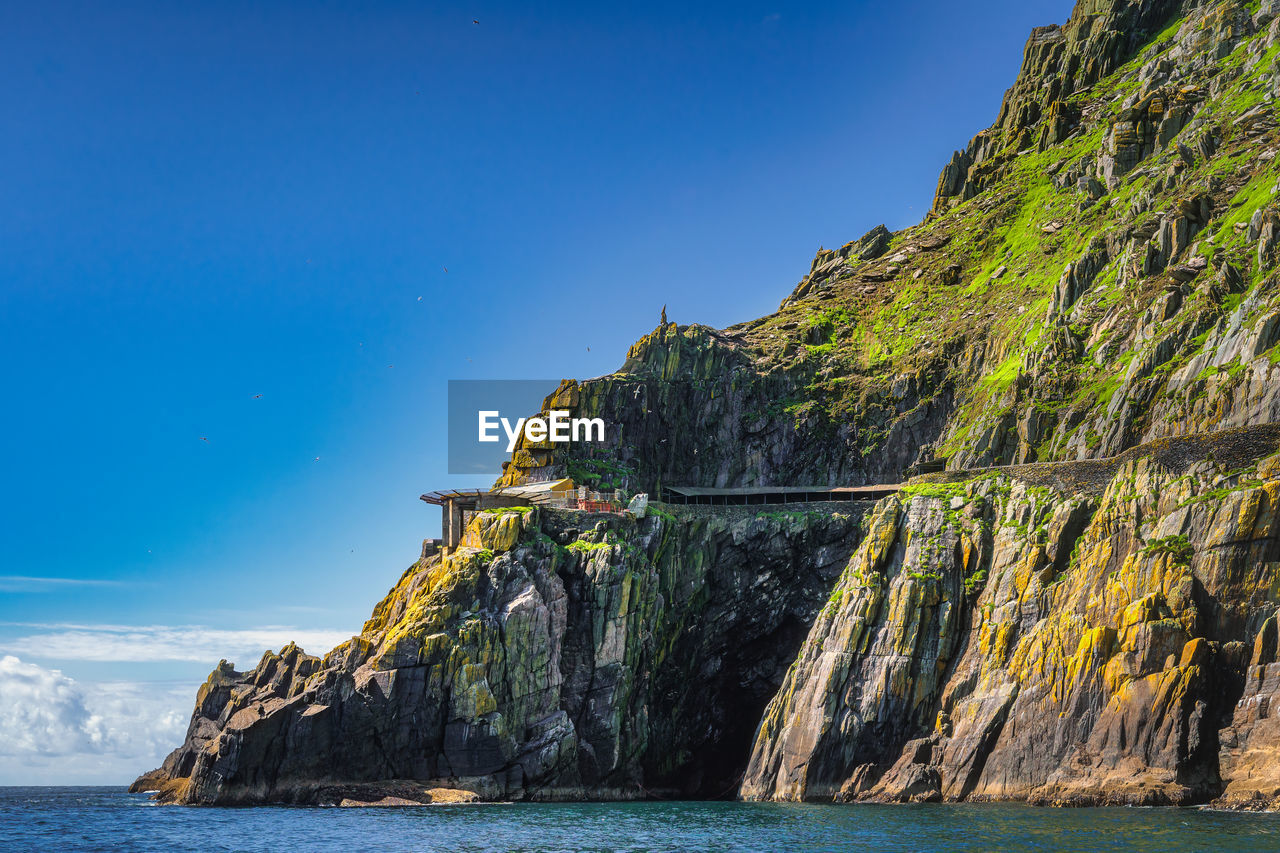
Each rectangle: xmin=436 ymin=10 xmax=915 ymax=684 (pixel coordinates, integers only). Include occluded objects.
xmin=0 ymin=0 xmax=1072 ymax=783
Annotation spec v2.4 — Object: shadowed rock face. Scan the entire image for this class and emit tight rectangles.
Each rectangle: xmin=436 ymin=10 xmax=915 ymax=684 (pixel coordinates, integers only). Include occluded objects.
xmin=741 ymin=430 xmax=1280 ymax=807
xmin=134 ymin=505 xmax=866 ymax=804
xmin=494 ymin=323 xmax=954 ymax=495
xmin=1219 ymin=615 xmax=1280 ymax=809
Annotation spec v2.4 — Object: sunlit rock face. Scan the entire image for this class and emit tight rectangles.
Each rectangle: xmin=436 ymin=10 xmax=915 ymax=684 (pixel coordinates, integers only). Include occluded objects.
xmin=742 ymin=429 xmax=1280 ymax=807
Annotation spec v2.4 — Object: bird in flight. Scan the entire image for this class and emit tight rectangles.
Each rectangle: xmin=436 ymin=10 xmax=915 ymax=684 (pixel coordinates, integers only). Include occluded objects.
xmin=199 ymin=437 xmax=209 ymax=442
xmin=313 ymin=456 xmax=320 ymax=462
xmin=473 ymin=19 xmax=479 ymax=24
xmin=388 ymin=364 xmax=394 ymax=369
xmin=443 ymin=266 xmax=448 ymax=273
xmin=417 ymin=296 xmax=422 ymax=301
xmin=252 ymin=394 xmax=263 ymax=399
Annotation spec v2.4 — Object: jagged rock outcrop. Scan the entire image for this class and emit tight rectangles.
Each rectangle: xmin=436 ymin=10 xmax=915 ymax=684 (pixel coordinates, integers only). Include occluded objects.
xmin=932 ymin=0 xmax=1198 ymax=214
xmin=134 ymin=504 xmax=868 ymax=804
xmin=742 ymin=426 xmax=1280 ymax=806
xmin=497 ymin=322 xmax=954 ymax=494
xmin=786 ymin=225 xmax=895 ymax=303
xmin=1217 ymin=613 xmax=1280 ymax=809
xmin=485 ymin=2 xmax=1280 ymax=491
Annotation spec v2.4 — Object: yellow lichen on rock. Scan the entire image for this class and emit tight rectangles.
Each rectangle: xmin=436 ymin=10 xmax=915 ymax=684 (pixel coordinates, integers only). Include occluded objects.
xmin=461 ymin=509 xmax=529 ymax=552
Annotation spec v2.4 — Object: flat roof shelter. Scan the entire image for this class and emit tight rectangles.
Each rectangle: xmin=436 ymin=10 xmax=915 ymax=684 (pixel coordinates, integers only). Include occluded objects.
xmin=422 ymin=479 xmax=902 ymax=549
xmin=420 ymin=479 xmax=577 ymax=549
xmin=502 ymin=478 xmax=576 ymax=502
xmin=660 ymin=484 xmax=901 ymax=506
xmin=829 ymin=485 xmax=905 ymax=499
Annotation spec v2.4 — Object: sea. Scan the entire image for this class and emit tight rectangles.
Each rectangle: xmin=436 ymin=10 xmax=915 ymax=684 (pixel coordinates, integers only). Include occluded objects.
xmin=2 ymin=787 xmax=1280 ymax=852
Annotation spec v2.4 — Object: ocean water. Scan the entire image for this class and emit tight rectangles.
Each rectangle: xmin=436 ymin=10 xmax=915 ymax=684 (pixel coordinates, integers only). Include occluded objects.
xmin=2 ymin=788 xmax=1280 ymax=852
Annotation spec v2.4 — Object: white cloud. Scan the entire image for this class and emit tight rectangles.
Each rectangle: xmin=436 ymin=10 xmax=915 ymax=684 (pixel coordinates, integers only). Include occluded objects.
xmin=0 ymin=576 xmax=124 ymax=592
xmin=0 ymin=623 xmax=352 ymax=664
xmin=0 ymin=656 xmax=194 ymax=784
xmin=0 ymin=624 xmax=355 ymax=783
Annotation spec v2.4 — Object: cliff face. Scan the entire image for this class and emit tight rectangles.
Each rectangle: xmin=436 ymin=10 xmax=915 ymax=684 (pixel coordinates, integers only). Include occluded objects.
xmin=498 ymin=0 xmax=1280 ymax=494
xmin=932 ymin=0 xmax=1199 ymax=214
xmin=140 ymin=0 xmax=1280 ymax=810
xmin=136 ymin=504 xmax=866 ymax=804
xmin=495 ymin=324 xmax=951 ymax=494
xmin=741 ymin=425 xmax=1280 ymax=807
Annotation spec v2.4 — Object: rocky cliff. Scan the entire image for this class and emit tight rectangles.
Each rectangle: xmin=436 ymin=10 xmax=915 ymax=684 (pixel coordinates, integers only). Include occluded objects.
xmin=134 ymin=504 xmax=866 ymax=804
xmin=140 ymin=0 xmax=1280 ymax=810
xmin=496 ymin=0 xmax=1280 ymax=494
xmin=741 ymin=424 xmax=1280 ymax=807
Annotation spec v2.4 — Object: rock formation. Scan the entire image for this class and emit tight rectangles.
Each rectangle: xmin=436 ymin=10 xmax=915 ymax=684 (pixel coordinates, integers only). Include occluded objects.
xmin=742 ymin=425 xmax=1280 ymax=806
xmin=140 ymin=0 xmax=1280 ymax=809
xmin=135 ymin=505 xmax=866 ymax=804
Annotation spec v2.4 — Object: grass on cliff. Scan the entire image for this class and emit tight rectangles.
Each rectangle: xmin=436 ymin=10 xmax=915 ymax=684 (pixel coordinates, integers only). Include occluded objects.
xmin=566 ymin=539 xmax=612 ymax=554
xmin=1140 ymin=534 xmax=1195 ymax=566
xmin=719 ymin=8 xmax=1280 ymax=471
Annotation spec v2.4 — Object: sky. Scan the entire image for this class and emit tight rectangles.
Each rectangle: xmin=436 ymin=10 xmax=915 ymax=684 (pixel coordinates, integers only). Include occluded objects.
xmin=0 ymin=0 xmax=1074 ymax=784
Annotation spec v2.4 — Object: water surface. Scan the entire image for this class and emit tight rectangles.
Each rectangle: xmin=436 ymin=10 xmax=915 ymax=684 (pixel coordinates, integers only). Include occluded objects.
xmin=3 ymin=787 xmax=1279 ymax=852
